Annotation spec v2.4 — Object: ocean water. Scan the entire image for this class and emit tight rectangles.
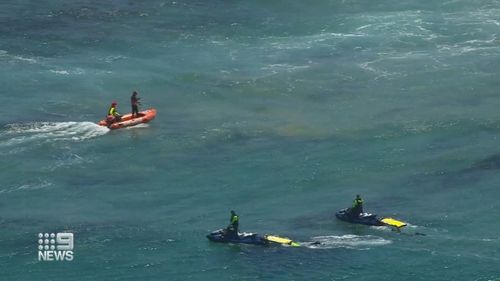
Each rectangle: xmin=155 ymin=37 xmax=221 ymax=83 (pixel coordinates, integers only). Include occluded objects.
xmin=1 ymin=0 xmax=500 ymax=280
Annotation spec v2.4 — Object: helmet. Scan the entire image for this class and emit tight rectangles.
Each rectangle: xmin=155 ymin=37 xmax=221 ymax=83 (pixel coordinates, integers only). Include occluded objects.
xmin=111 ymin=101 xmax=117 ymax=106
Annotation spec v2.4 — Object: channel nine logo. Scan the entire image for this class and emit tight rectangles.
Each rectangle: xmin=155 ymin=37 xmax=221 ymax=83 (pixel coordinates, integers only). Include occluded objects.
xmin=38 ymin=232 xmax=74 ymax=261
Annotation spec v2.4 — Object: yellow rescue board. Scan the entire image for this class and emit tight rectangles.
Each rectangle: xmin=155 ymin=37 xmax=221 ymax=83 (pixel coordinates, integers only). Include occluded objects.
xmin=266 ymin=235 xmax=300 ymax=247
xmin=381 ymin=218 xmax=407 ymax=228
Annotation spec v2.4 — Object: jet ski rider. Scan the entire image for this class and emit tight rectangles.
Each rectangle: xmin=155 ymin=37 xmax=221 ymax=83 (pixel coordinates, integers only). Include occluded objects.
xmin=106 ymin=101 xmax=121 ymax=125
xmin=350 ymin=195 xmax=364 ymax=217
xmin=225 ymin=210 xmax=239 ymax=238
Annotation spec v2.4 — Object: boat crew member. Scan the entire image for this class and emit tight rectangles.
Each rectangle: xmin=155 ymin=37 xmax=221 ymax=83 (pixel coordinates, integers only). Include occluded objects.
xmin=226 ymin=210 xmax=239 ymax=238
xmin=350 ymin=194 xmax=363 ymax=217
xmin=131 ymin=91 xmax=141 ymax=118
xmin=106 ymin=101 xmax=121 ymax=125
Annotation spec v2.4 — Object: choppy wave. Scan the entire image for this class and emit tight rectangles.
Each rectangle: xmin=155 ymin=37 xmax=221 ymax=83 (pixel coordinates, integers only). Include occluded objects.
xmin=0 ymin=122 xmax=108 ymax=153
xmin=0 ymin=50 xmax=104 ymax=76
xmin=49 ymin=68 xmax=85 ymax=75
xmin=268 ymin=32 xmax=365 ymax=50
xmin=304 ymin=234 xmax=391 ymax=249
xmin=261 ymin=63 xmax=311 ymax=74
xmin=0 ymin=49 xmax=39 ymax=64
xmin=0 ymin=180 xmax=53 ymax=194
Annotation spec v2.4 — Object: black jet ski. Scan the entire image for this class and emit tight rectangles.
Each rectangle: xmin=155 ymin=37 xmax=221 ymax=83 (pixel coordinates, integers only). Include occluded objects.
xmin=207 ymin=229 xmax=300 ymax=247
xmin=336 ymin=208 xmax=407 ymax=228
xmin=336 ymin=208 xmax=385 ymax=226
xmin=207 ymin=229 xmax=268 ymax=245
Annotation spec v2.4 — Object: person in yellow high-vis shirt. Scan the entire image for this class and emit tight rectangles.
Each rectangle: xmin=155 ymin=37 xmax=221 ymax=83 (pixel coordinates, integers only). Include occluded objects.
xmin=225 ymin=210 xmax=239 ymax=238
xmin=106 ymin=101 xmax=121 ymax=125
xmin=350 ymin=195 xmax=364 ymax=217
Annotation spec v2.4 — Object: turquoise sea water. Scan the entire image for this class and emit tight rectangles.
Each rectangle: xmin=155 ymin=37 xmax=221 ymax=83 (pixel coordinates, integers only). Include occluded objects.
xmin=1 ymin=1 xmax=500 ymax=280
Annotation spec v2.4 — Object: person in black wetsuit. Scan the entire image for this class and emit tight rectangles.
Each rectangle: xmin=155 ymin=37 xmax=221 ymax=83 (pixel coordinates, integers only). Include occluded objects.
xmin=131 ymin=91 xmax=141 ymax=118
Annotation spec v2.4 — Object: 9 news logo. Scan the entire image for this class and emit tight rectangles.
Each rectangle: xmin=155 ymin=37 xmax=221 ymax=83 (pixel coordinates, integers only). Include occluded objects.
xmin=37 ymin=232 xmax=74 ymax=261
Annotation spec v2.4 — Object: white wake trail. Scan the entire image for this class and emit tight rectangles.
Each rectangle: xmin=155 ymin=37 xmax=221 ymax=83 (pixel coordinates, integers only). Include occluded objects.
xmin=303 ymin=234 xmax=392 ymax=249
xmin=0 ymin=122 xmax=109 ymax=149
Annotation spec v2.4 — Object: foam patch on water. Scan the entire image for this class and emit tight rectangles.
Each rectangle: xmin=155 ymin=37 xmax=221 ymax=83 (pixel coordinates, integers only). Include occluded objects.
xmin=0 ymin=122 xmax=109 ymax=151
xmin=304 ymin=234 xmax=391 ymax=249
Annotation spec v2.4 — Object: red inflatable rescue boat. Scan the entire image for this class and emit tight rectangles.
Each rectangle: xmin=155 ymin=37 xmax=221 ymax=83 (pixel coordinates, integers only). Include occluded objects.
xmin=98 ymin=108 xmax=157 ymax=130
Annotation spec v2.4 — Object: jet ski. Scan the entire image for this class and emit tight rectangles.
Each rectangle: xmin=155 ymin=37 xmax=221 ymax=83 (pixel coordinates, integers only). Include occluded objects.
xmin=206 ymin=229 xmax=300 ymax=247
xmin=336 ymin=208 xmax=407 ymax=229
xmin=207 ymin=229 xmax=267 ymax=245
xmin=98 ymin=108 xmax=156 ymax=130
